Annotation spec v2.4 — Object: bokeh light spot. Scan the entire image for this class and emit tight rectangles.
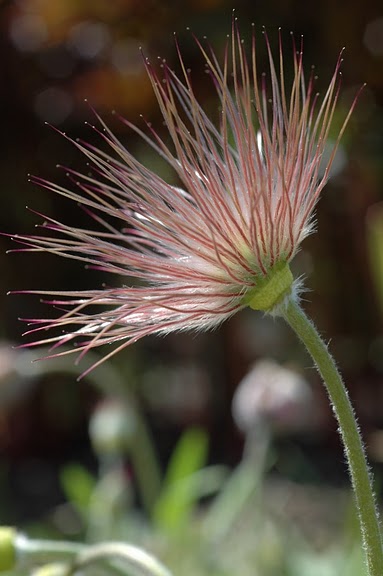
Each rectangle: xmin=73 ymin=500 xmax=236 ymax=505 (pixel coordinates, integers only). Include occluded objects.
xmin=68 ymin=20 xmax=110 ymax=60
xmin=9 ymin=14 xmax=47 ymax=52
xmin=34 ymin=87 xmax=73 ymax=124
xmin=364 ymin=18 xmax=383 ymax=57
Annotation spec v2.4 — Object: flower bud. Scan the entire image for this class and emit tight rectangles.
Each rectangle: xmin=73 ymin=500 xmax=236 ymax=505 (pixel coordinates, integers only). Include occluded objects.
xmin=232 ymin=359 xmax=313 ymax=435
xmin=89 ymin=400 xmax=137 ymax=456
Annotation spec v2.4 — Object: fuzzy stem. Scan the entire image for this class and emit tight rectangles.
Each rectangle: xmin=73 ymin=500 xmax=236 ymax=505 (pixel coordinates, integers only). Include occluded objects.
xmin=280 ymin=296 xmax=383 ymax=576
xmin=33 ymin=349 xmax=162 ymax=516
xmin=15 ymin=537 xmax=126 ymax=575
xmin=65 ymin=542 xmax=173 ymax=576
xmin=15 ymin=536 xmax=171 ymax=576
xmin=15 ymin=536 xmax=83 ymax=564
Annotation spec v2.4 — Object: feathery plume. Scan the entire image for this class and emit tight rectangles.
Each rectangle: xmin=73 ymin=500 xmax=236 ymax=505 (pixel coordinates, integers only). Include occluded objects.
xmin=11 ymin=22 xmax=358 ymax=374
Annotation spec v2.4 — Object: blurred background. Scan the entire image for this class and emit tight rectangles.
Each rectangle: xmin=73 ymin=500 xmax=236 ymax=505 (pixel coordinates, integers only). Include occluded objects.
xmin=0 ymin=0 xmax=383 ymax=574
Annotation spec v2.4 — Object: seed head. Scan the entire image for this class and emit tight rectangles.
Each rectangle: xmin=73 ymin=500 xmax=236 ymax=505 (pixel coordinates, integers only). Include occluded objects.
xmin=11 ymin=24 xmax=358 ymax=375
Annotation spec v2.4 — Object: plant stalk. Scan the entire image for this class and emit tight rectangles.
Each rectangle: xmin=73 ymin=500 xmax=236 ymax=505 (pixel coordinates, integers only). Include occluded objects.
xmin=281 ymin=296 xmax=383 ymax=576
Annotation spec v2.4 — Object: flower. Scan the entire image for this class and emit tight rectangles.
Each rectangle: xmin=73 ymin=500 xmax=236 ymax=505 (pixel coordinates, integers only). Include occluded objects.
xmin=12 ymin=22 xmax=358 ymax=374
xmin=232 ymin=359 xmax=315 ymax=435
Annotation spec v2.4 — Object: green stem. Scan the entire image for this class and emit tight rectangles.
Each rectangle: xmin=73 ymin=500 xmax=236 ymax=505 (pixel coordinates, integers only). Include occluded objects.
xmin=15 ymin=536 xmax=83 ymax=565
xmin=15 ymin=536 xmax=170 ymax=576
xmin=66 ymin=542 xmax=173 ymax=576
xmin=15 ymin=538 xmax=126 ymax=575
xmin=281 ymin=297 xmax=383 ymax=576
xmin=35 ymin=349 xmax=162 ymax=516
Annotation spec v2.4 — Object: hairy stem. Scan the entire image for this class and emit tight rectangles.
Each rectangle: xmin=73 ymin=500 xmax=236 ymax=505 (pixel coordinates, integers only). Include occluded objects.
xmin=66 ymin=542 xmax=173 ymax=576
xmin=281 ymin=297 xmax=383 ymax=576
xmin=15 ymin=535 xmax=171 ymax=576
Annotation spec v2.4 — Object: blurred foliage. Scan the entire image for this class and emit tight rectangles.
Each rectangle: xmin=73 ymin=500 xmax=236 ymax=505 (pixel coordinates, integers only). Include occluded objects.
xmin=0 ymin=347 xmax=372 ymax=575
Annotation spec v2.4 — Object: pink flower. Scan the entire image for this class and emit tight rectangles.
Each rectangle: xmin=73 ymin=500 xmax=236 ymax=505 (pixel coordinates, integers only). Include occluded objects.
xmin=12 ymin=24 xmax=358 ymax=374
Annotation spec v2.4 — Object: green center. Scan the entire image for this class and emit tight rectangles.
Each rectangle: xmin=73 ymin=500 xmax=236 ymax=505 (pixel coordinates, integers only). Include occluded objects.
xmin=244 ymin=261 xmax=294 ymax=311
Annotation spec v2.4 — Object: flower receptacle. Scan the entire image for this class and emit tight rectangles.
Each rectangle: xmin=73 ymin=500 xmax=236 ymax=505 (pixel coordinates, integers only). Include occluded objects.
xmin=244 ymin=262 xmax=294 ymax=312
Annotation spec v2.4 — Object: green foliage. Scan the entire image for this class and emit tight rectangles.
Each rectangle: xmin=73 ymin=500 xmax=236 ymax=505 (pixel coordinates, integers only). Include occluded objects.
xmin=60 ymin=465 xmax=96 ymax=519
xmin=153 ymin=428 xmax=209 ymax=531
xmin=7 ymin=363 xmax=370 ymax=576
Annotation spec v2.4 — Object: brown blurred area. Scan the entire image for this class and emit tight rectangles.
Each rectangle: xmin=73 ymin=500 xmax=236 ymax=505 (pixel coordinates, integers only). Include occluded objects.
xmin=0 ymin=0 xmax=383 ymax=523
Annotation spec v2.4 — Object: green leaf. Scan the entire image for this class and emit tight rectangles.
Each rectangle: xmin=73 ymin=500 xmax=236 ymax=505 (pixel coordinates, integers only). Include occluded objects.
xmin=60 ymin=464 xmax=96 ymax=517
xmin=153 ymin=428 xmax=209 ymax=531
